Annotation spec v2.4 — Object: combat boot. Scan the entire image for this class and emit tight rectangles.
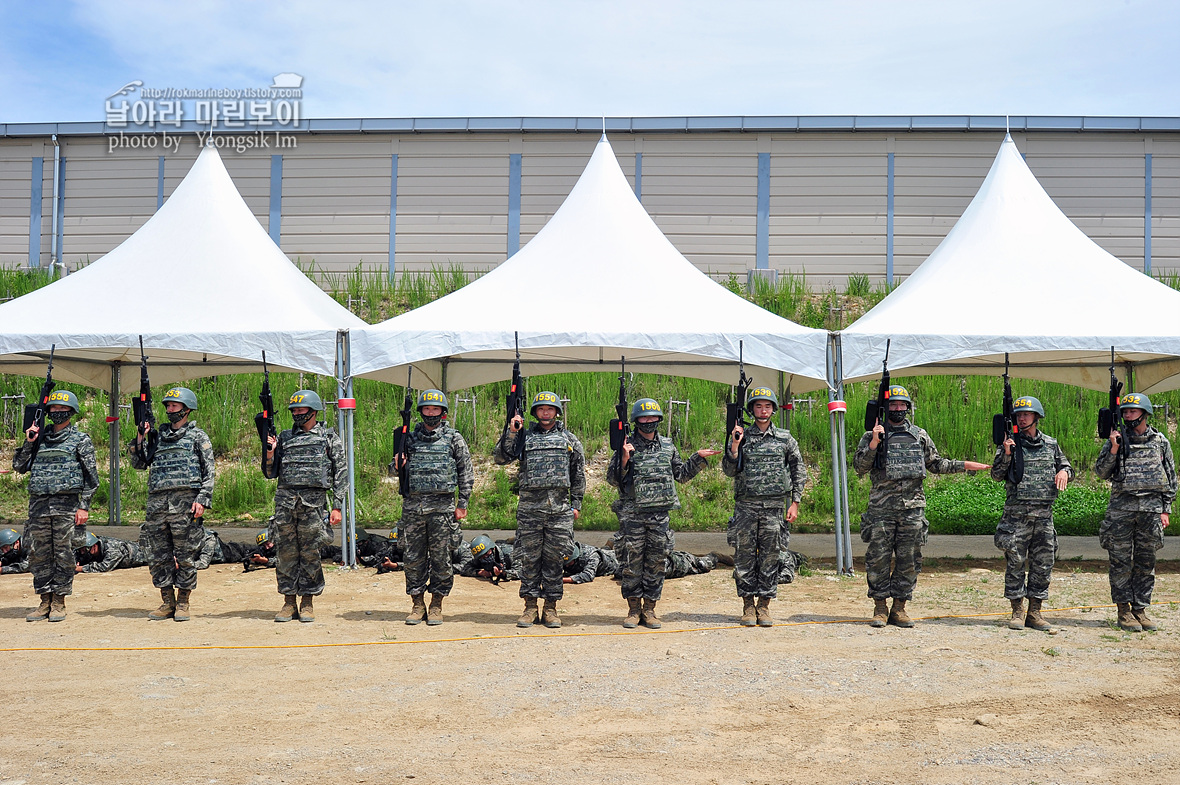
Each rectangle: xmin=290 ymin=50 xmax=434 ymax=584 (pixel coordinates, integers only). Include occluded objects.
xmin=516 ymin=597 xmax=539 ymax=628
xmin=1132 ymin=606 xmax=1158 ymax=632
xmin=1025 ymin=597 xmax=1051 ymax=632
xmin=26 ymin=594 xmax=52 ymax=622
xmin=1117 ymin=603 xmax=1142 ymax=632
xmin=755 ymin=597 xmax=773 ymax=627
xmin=740 ymin=596 xmax=757 ymax=627
xmin=427 ymin=594 xmax=444 ymax=626
xmin=405 ymin=593 xmax=427 ymax=625
xmin=48 ymin=594 xmax=66 ymax=622
xmin=275 ymin=595 xmax=298 ymax=623
xmin=1007 ymin=598 xmax=1025 ymax=630
xmin=711 ymin=551 xmax=736 ymax=567
xmin=623 ymin=597 xmax=642 ymax=628
xmin=870 ymin=599 xmax=889 ymax=628
xmin=541 ymin=599 xmax=562 ymax=629
xmin=149 ymin=587 xmax=176 ymax=620
xmin=174 ymin=589 xmax=191 ymax=622
xmin=298 ymin=595 xmax=315 ymax=623
xmin=888 ymin=598 xmax=914 ymax=628
xmin=641 ymin=599 xmax=662 ymax=629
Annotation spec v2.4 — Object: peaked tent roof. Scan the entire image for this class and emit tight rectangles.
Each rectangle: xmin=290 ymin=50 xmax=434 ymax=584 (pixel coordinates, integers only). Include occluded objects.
xmin=0 ymin=144 xmax=365 ymax=388
xmin=840 ymin=135 xmax=1180 ymax=392
xmin=353 ymin=137 xmax=829 ymax=390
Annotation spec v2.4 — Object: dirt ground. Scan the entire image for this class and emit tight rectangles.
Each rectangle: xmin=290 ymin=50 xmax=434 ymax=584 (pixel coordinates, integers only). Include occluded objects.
xmin=2 ymin=561 xmax=1179 ymax=785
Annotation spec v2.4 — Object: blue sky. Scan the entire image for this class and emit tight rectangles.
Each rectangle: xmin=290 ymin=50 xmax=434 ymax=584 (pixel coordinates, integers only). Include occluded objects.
xmin=1 ymin=0 xmax=1177 ymax=122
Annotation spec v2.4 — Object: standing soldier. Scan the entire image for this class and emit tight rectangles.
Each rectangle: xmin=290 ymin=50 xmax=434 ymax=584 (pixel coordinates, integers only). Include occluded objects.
xmin=607 ymin=398 xmax=718 ymax=628
xmin=722 ymin=387 xmax=807 ymax=628
xmin=13 ymin=390 xmax=99 ymax=622
xmin=854 ymin=385 xmax=989 ymax=628
xmin=990 ymin=396 xmax=1072 ymax=631
xmin=392 ymin=389 xmax=474 ymax=626
xmin=494 ymin=391 xmax=585 ymax=628
xmin=130 ymin=387 xmax=215 ymax=622
xmin=1095 ymin=393 xmax=1176 ymax=632
xmin=263 ymin=390 xmax=347 ymax=623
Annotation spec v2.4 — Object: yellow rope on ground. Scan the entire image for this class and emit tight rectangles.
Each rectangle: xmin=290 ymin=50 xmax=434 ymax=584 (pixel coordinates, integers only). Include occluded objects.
xmin=3 ymin=600 xmax=1166 ymax=654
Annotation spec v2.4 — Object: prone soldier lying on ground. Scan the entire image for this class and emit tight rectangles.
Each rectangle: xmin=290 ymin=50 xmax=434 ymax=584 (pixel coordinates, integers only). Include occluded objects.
xmin=193 ymin=527 xmax=253 ymax=571
xmin=73 ymin=532 xmax=147 ymax=573
xmin=561 ymin=541 xmax=620 ymax=584
xmin=461 ymin=535 xmax=519 ymax=582
xmin=243 ymin=528 xmax=279 ymax=571
xmin=1 ymin=526 xmax=32 ymax=575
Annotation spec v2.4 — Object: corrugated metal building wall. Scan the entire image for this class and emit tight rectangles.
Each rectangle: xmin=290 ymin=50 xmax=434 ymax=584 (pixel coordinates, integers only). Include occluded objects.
xmin=0 ymin=117 xmax=1176 ymax=289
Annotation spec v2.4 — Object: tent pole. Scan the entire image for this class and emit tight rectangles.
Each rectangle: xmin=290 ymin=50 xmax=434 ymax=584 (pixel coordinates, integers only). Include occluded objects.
xmin=835 ymin=335 xmax=854 ymax=574
xmin=108 ymin=362 xmax=121 ymax=525
xmin=826 ymin=334 xmax=845 ymax=575
xmin=336 ymin=330 xmax=357 ymax=568
xmin=779 ymin=370 xmax=790 ymax=430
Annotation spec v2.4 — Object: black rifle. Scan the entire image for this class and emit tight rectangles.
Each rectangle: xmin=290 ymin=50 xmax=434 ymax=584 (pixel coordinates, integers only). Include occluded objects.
xmin=1097 ymin=346 xmax=1127 ymax=482
xmin=863 ymin=339 xmax=891 ymax=470
xmin=390 ymin=368 xmax=413 ymax=497
xmin=253 ymin=351 xmax=277 ymax=474
xmin=505 ymin=332 xmax=525 ymax=458
xmin=608 ymin=357 xmax=630 ymax=487
xmin=131 ymin=336 xmax=159 ymax=465
xmin=991 ymin=353 xmax=1024 ymax=483
xmin=21 ymin=344 xmax=56 ymax=462
xmin=725 ymin=341 xmax=752 ymax=472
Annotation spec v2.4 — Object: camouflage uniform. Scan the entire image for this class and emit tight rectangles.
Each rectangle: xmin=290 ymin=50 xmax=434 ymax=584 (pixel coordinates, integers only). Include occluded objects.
xmin=193 ymin=528 xmax=252 ymax=570
xmin=1095 ymin=427 xmax=1177 ymax=608
xmin=129 ymin=422 xmax=215 ymax=592
xmin=1 ymin=523 xmax=33 ymax=575
xmin=76 ymin=536 xmax=148 ymax=573
xmin=664 ymin=550 xmax=717 ymax=579
xmin=563 ymin=542 xmax=621 ymax=584
xmin=853 ymin=419 xmax=967 ymax=601
xmin=722 ymin=423 xmax=807 ymax=599
xmin=13 ymin=424 xmax=99 ymax=596
xmin=242 ymin=540 xmax=279 ymax=572
xmin=494 ymin=422 xmax=584 ymax=601
xmin=401 ymin=422 xmax=474 ymax=598
xmin=264 ymin=422 xmax=348 ymax=597
xmin=460 ymin=541 xmax=519 ymax=581
xmin=991 ymin=432 xmax=1072 ymax=600
xmin=606 ymin=435 xmax=706 ymax=601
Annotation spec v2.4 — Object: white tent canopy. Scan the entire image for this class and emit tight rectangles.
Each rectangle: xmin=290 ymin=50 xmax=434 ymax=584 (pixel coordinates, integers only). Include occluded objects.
xmin=840 ymin=134 xmax=1180 ymax=393
xmin=0 ymin=144 xmax=366 ymax=389
xmin=353 ymin=136 xmax=828 ymax=391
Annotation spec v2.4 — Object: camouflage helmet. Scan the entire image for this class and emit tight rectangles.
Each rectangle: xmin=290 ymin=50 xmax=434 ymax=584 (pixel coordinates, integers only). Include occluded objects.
xmin=746 ymin=386 xmax=779 ymax=414
xmin=256 ymin=529 xmax=271 ymax=546
xmin=162 ymin=387 xmax=199 ymax=411
xmin=0 ymin=528 xmax=19 ymax=548
xmin=1012 ymin=396 xmax=1045 ymax=419
xmin=288 ymin=390 xmax=324 ymax=412
xmin=1119 ymin=392 xmax=1153 ymax=415
xmin=469 ymin=534 xmax=496 ymax=564
xmin=530 ymin=391 xmax=563 ymax=416
xmin=45 ymin=389 xmax=80 ymax=413
xmin=80 ymin=532 xmax=99 ymax=548
xmin=387 ymin=528 xmax=400 ymax=542
xmin=631 ymin=398 xmax=663 ymax=421
xmin=416 ymin=389 xmax=448 ymax=413
xmin=887 ymin=385 xmax=912 ymax=407
xmin=564 ymin=542 xmax=582 ymax=563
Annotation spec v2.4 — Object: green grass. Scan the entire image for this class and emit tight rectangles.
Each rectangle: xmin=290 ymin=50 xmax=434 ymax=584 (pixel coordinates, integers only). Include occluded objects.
xmin=1 ymin=262 xmax=1176 ymax=536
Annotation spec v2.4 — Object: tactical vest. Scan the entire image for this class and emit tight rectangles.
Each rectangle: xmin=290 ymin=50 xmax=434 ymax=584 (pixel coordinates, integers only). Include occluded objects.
xmin=28 ymin=429 xmax=86 ymax=495
xmin=519 ymin=428 xmax=571 ymax=491
xmin=739 ymin=427 xmax=792 ymax=499
xmin=148 ymin=428 xmax=204 ymax=493
xmin=1014 ymin=439 xmax=1057 ymax=503
xmin=884 ymin=425 xmax=926 ymax=480
xmin=1118 ymin=435 xmax=1169 ymax=492
xmin=278 ymin=427 xmax=332 ymax=489
xmin=628 ymin=436 xmax=680 ymax=510
xmin=406 ymin=429 xmax=458 ymax=495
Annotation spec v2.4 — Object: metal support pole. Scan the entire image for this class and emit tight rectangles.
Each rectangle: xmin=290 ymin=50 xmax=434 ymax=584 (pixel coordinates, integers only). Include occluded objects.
xmin=826 ymin=335 xmax=845 ymax=573
xmin=108 ymin=362 xmax=121 ymax=525
xmin=335 ymin=330 xmax=357 ymax=568
xmin=834 ymin=336 xmax=854 ymax=574
xmin=779 ymin=371 xmax=791 ymax=430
